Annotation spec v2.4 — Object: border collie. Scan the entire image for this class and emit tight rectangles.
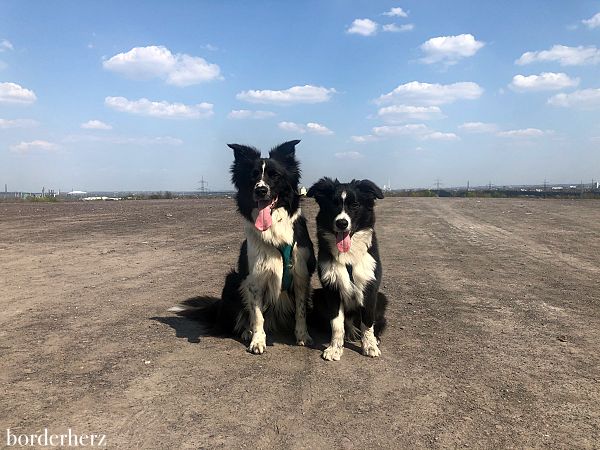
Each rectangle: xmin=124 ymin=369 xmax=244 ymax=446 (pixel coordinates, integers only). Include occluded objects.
xmin=307 ymin=178 xmax=387 ymax=361
xmin=172 ymin=140 xmax=315 ymax=354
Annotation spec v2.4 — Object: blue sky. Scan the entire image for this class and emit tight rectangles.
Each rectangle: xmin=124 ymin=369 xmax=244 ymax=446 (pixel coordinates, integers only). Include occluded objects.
xmin=1 ymin=0 xmax=599 ymax=192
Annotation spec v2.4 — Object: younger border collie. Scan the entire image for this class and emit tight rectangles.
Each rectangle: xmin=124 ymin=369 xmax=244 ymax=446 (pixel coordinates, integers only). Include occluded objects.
xmin=173 ymin=140 xmax=315 ymax=354
xmin=307 ymin=178 xmax=387 ymax=361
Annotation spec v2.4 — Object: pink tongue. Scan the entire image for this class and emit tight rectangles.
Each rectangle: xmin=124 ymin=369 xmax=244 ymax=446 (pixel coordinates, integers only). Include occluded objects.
xmin=255 ymin=200 xmax=273 ymax=231
xmin=336 ymin=231 xmax=351 ymax=253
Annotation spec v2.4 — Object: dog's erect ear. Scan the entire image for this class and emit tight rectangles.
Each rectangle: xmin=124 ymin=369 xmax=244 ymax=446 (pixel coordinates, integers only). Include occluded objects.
xmin=227 ymin=143 xmax=260 ymax=162
xmin=307 ymin=177 xmax=336 ymax=200
xmin=269 ymin=140 xmax=300 ymax=164
xmin=355 ymin=179 xmax=384 ymax=199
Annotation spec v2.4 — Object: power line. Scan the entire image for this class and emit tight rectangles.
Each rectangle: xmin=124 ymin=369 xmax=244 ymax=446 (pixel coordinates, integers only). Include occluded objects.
xmin=198 ymin=176 xmax=209 ymax=195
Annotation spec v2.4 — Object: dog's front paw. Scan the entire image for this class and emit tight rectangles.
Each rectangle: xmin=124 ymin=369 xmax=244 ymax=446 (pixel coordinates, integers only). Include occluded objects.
xmin=295 ymin=329 xmax=313 ymax=347
xmin=361 ymin=341 xmax=381 ymax=358
xmin=322 ymin=345 xmax=343 ymax=361
xmin=248 ymin=333 xmax=266 ymax=354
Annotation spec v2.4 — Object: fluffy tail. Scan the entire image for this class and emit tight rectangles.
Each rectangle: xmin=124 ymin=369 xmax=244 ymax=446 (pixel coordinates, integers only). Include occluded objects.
xmin=169 ymin=270 xmax=247 ymax=335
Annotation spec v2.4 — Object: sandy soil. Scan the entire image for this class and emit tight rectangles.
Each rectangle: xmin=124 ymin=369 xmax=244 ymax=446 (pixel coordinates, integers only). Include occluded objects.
xmin=1 ymin=198 xmax=599 ymax=449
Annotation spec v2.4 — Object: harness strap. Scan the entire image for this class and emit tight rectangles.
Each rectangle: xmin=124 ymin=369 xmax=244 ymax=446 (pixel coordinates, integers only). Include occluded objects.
xmin=278 ymin=240 xmax=296 ymax=292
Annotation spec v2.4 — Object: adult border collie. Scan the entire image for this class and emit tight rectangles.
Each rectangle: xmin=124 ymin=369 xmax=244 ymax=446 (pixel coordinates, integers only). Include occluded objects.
xmin=307 ymin=178 xmax=387 ymax=361
xmin=172 ymin=140 xmax=315 ymax=354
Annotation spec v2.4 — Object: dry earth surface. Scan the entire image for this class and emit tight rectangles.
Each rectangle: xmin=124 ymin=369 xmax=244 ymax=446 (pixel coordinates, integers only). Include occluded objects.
xmin=1 ymin=198 xmax=599 ymax=449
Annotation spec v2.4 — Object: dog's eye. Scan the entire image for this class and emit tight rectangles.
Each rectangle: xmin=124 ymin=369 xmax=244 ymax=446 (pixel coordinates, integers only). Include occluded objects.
xmin=350 ymin=202 xmax=360 ymax=209
xmin=267 ymin=170 xmax=279 ymax=179
xmin=251 ymin=169 xmax=260 ymax=178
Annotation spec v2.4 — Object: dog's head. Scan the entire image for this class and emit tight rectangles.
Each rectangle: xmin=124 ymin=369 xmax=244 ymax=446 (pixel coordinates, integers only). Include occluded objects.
xmin=307 ymin=178 xmax=383 ymax=252
xmin=228 ymin=140 xmax=301 ymax=231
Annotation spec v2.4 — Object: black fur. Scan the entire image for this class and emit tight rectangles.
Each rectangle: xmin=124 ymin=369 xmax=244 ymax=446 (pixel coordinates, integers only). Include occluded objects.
xmin=307 ymin=178 xmax=388 ymax=346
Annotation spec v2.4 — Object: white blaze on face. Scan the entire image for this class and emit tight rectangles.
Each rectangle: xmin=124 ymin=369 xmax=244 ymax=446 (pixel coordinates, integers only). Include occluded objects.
xmin=254 ymin=160 xmax=272 ymax=232
xmin=255 ymin=161 xmax=268 ymax=190
xmin=334 ymin=190 xmax=352 ymax=252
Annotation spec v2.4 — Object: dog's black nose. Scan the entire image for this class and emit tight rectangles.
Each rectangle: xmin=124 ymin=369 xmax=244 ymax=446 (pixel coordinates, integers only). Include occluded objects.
xmin=254 ymin=185 xmax=269 ymax=198
xmin=335 ymin=218 xmax=349 ymax=230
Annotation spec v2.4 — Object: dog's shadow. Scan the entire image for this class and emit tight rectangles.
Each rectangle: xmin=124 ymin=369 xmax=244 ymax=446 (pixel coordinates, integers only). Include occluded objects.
xmin=151 ymin=296 xmax=229 ymax=344
xmin=151 ymin=295 xmax=331 ymax=349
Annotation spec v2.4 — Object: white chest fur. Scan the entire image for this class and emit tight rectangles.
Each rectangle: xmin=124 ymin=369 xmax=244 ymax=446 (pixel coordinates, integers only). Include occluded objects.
xmin=247 ymin=206 xmax=300 ymax=248
xmin=319 ymin=229 xmax=377 ymax=307
xmin=243 ymin=207 xmax=305 ymax=308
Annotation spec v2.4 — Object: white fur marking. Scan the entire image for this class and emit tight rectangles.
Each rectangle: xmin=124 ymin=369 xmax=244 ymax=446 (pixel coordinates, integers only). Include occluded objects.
xmin=334 ymin=211 xmax=351 ymax=231
xmin=323 ymin=304 xmax=345 ymax=361
xmin=361 ymin=324 xmax=381 ymax=357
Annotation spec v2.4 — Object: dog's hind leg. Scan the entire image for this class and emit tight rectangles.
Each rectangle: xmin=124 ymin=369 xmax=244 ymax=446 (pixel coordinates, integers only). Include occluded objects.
xmin=292 ymin=247 xmax=313 ymax=346
xmin=293 ymin=285 xmax=312 ymax=346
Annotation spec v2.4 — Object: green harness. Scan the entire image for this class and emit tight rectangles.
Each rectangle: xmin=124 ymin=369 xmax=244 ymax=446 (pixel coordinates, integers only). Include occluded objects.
xmin=278 ymin=241 xmax=295 ymax=292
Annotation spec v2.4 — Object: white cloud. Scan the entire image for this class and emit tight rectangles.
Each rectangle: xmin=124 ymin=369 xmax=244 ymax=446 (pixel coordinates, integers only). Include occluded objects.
xmin=103 ymin=45 xmax=221 ymax=86
xmin=422 ymin=131 xmax=460 ymax=141
xmin=278 ymin=121 xmax=334 ymax=135
xmin=377 ymin=104 xmax=444 ymax=122
xmin=383 ymin=7 xmax=408 ymax=17
xmin=347 ymin=19 xmax=378 ymax=36
xmin=0 ymin=118 xmax=38 ymax=129
xmin=376 ymin=81 xmax=483 ymax=106
xmin=278 ymin=121 xmax=305 ymax=133
xmin=459 ymin=122 xmax=498 ymax=133
xmin=351 ymin=134 xmax=379 ymax=143
xmin=420 ymin=34 xmax=484 ymax=64
xmin=373 ymin=123 xmax=430 ymax=137
xmin=497 ymin=128 xmax=547 ymax=138
xmin=64 ymin=134 xmax=183 ymax=146
xmin=547 ymin=88 xmax=600 ymax=109
xmin=227 ymin=110 xmax=275 ymax=119
xmin=582 ymin=12 xmax=600 ymax=29
xmin=237 ymin=85 xmax=336 ymax=105
xmin=105 ymin=96 xmax=213 ymax=119
xmin=0 ymin=39 xmax=13 ymax=52
xmin=10 ymin=140 xmax=59 ymax=154
xmin=509 ymin=72 xmax=579 ymax=92
xmin=0 ymin=82 xmax=37 ymax=104
xmin=372 ymin=123 xmax=459 ymax=141
xmin=383 ymin=23 xmax=414 ymax=33
xmin=516 ymin=45 xmax=600 ymax=66
xmin=306 ymin=122 xmax=334 ymax=135
xmin=335 ymin=151 xmax=364 ymax=159
xmin=81 ymin=119 xmax=112 ymax=130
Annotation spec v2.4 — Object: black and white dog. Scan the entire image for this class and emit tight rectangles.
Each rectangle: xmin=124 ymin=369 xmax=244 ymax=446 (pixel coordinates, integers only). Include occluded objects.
xmin=307 ymin=178 xmax=387 ymax=361
xmin=173 ymin=140 xmax=315 ymax=354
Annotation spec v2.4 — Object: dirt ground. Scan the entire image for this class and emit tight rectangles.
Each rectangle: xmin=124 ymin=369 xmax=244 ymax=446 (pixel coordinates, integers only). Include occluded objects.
xmin=1 ymin=197 xmax=599 ymax=449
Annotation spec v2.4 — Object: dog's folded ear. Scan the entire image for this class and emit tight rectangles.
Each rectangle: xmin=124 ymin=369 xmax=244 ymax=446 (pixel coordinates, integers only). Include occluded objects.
xmin=227 ymin=144 xmax=260 ymax=162
xmin=355 ymin=179 xmax=384 ymax=200
xmin=307 ymin=177 xmax=336 ymax=200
